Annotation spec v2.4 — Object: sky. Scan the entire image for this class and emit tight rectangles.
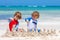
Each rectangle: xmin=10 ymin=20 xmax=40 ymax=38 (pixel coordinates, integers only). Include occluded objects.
xmin=0 ymin=0 xmax=60 ymax=6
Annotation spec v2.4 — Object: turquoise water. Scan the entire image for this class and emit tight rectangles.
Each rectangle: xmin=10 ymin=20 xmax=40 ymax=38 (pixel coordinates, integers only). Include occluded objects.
xmin=0 ymin=6 xmax=60 ymax=10
xmin=0 ymin=6 xmax=60 ymax=20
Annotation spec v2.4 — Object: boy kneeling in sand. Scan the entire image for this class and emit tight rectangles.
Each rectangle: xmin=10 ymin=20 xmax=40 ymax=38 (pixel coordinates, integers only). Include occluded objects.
xmin=9 ymin=12 xmax=22 ymax=32
xmin=25 ymin=11 xmax=40 ymax=32
xmin=3 ymin=12 xmax=22 ymax=37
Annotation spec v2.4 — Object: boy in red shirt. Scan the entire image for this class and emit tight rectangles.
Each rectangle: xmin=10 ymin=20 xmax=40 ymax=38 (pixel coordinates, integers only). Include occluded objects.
xmin=9 ymin=12 xmax=22 ymax=32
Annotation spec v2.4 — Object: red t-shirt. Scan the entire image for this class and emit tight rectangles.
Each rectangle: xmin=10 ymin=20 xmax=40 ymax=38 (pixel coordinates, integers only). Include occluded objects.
xmin=9 ymin=19 xmax=18 ymax=31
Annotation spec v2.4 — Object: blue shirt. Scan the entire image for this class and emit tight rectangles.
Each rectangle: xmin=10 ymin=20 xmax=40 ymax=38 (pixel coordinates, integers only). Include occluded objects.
xmin=25 ymin=17 xmax=37 ymax=29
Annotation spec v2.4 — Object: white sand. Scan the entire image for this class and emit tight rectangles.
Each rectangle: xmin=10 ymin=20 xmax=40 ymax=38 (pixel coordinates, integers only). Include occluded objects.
xmin=0 ymin=20 xmax=60 ymax=40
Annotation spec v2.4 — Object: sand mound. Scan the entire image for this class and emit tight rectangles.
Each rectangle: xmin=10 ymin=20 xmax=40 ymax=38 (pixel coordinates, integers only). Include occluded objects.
xmin=2 ymin=29 xmax=60 ymax=37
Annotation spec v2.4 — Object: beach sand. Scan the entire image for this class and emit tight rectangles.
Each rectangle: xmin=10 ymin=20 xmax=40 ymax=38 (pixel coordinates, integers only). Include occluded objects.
xmin=0 ymin=20 xmax=60 ymax=40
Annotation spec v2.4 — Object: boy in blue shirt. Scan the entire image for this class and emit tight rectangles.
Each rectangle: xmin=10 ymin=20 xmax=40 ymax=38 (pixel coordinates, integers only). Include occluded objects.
xmin=25 ymin=11 xmax=40 ymax=32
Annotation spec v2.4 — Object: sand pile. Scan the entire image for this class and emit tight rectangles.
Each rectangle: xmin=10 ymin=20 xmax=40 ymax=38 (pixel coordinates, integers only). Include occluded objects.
xmin=2 ymin=29 xmax=60 ymax=37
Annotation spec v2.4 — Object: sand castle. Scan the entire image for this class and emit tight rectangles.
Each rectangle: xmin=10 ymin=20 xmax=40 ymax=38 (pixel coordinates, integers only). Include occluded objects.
xmin=2 ymin=28 xmax=60 ymax=37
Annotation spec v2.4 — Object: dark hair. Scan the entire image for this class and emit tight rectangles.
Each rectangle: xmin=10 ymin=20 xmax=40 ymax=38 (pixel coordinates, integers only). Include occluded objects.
xmin=14 ymin=12 xmax=22 ymax=19
xmin=32 ymin=11 xmax=40 ymax=18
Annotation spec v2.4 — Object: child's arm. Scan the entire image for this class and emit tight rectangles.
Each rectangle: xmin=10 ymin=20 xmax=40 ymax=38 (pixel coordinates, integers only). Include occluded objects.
xmin=9 ymin=21 xmax=14 ymax=32
xmin=25 ymin=17 xmax=32 ymax=23
xmin=25 ymin=20 xmax=29 ymax=24
xmin=14 ymin=23 xmax=19 ymax=31
xmin=25 ymin=18 xmax=29 ymax=24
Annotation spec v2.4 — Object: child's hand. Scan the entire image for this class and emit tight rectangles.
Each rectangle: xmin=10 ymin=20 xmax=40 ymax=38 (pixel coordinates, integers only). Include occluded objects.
xmin=18 ymin=29 xmax=23 ymax=32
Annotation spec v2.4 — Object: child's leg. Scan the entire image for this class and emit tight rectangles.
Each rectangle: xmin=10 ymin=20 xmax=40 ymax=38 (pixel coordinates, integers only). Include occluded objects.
xmin=27 ymin=26 xmax=32 ymax=32
xmin=34 ymin=28 xmax=36 ymax=32
xmin=34 ymin=27 xmax=40 ymax=32
xmin=34 ymin=26 xmax=37 ymax=32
